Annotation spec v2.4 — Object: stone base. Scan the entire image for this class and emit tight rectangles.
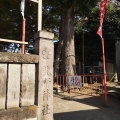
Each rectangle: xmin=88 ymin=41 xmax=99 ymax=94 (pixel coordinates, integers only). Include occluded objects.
xmin=0 ymin=105 xmax=37 ymax=120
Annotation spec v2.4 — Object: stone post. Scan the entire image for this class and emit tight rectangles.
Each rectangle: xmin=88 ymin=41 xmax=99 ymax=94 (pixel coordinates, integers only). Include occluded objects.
xmin=116 ymin=41 xmax=120 ymax=82
xmin=34 ymin=31 xmax=54 ymax=120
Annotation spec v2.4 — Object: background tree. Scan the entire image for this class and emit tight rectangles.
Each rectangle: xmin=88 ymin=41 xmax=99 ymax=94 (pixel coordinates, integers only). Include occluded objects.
xmin=45 ymin=0 xmax=100 ymax=75
xmin=1 ymin=0 xmax=120 ymax=75
xmin=75 ymin=0 xmax=120 ymax=67
xmin=0 ymin=0 xmax=37 ymax=51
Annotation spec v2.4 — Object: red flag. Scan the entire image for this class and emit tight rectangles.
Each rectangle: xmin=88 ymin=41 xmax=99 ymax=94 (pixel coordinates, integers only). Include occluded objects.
xmin=97 ymin=0 xmax=107 ymax=38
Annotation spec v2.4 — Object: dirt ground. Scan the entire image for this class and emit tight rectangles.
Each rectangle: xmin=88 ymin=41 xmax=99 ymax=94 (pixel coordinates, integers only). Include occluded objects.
xmin=53 ymin=91 xmax=120 ymax=120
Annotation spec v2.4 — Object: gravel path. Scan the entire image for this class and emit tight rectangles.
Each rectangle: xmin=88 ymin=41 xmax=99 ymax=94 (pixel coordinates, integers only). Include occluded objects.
xmin=53 ymin=92 xmax=120 ymax=120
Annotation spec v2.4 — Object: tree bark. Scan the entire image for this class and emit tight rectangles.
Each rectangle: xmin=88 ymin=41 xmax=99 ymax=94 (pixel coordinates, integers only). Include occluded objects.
xmin=54 ymin=1 xmax=76 ymax=75
xmin=62 ymin=3 xmax=76 ymax=75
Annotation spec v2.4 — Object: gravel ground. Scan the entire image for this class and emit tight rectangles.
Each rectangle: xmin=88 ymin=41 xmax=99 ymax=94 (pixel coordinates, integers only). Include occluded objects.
xmin=53 ymin=92 xmax=120 ymax=120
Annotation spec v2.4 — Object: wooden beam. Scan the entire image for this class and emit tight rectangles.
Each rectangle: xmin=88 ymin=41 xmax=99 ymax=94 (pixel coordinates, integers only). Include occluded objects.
xmin=0 ymin=38 xmax=28 ymax=44
xmin=38 ymin=0 xmax=42 ymax=31
xmin=29 ymin=0 xmax=42 ymax=31
xmin=29 ymin=0 xmax=38 ymax=3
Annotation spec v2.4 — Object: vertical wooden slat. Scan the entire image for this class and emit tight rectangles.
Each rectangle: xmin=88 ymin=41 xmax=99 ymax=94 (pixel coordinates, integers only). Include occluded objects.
xmin=56 ymin=75 xmax=58 ymax=87
xmin=21 ymin=64 xmax=35 ymax=106
xmin=63 ymin=76 xmax=64 ymax=91
xmin=0 ymin=64 xmax=7 ymax=109
xmin=60 ymin=75 xmax=61 ymax=87
xmin=90 ymin=76 xmax=92 ymax=95
xmin=7 ymin=64 xmax=21 ymax=109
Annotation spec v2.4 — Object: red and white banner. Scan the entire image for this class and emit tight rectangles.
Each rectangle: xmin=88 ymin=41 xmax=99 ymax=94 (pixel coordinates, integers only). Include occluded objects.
xmin=97 ymin=0 xmax=107 ymax=38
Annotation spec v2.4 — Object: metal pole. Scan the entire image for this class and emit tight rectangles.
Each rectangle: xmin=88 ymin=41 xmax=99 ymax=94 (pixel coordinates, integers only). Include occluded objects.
xmin=22 ymin=18 xmax=26 ymax=54
xmin=101 ymin=38 xmax=107 ymax=105
xmin=82 ymin=31 xmax=84 ymax=84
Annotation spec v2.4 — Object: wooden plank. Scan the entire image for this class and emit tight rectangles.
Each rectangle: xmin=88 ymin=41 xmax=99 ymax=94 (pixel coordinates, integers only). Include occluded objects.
xmin=21 ymin=64 xmax=35 ymax=106
xmin=0 ymin=64 xmax=7 ymax=109
xmin=109 ymin=73 xmax=117 ymax=82
xmin=30 ymin=0 xmax=39 ymax=3
xmin=7 ymin=64 xmax=21 ymax=109
xmin=0 ymin=38 xmax=28 ymax=44
xmin=38 ymin=0 xmax=42 ymax=31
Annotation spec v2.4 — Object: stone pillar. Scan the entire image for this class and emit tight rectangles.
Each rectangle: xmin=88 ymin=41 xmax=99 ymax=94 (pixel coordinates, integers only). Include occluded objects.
xmin=34 ymin=31 xmax=54 ymax=120
xmin=0 ymin=64 xmax=7 ymax=109
xmin=116 ymin=41 xmax=120 ymax=82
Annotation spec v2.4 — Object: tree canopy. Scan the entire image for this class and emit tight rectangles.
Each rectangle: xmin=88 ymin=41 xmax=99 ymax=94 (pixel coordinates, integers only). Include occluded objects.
xmin=0 ymin=0 xmax=120 ymax=73
xmin=75 ymin=1 xmax=120 ymax=65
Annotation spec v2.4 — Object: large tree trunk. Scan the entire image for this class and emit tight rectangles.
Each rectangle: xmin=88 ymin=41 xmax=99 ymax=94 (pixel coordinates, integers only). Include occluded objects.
xmin=54 ymin=1 xmax=76 ymax=75
xmin=62 ymin=3 xmax=76 ymax=75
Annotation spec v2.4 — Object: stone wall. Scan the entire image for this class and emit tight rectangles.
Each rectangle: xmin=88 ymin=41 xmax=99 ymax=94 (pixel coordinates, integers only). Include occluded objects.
xmin=0 ymin=52 xmax=39 ymax=120
xmin=0 ymin=31 xmax=54 ymax=120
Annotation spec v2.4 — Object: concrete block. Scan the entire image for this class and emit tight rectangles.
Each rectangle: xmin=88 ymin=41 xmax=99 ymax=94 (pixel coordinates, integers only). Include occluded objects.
xmin=0 ymin=52 xmax=39 ymax=63
xmin=21 ymin=64 xmax=35 ymax=106
xmin=0 ymin=64 xmax=7 ymax=109
xmin=0 ymin=105 xmax=37 ymax=120
xmin=7 ymin=64 xmax=21 ymax=109
xmin=34 ymin=30 xmax=54 ymax=40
